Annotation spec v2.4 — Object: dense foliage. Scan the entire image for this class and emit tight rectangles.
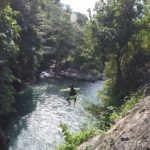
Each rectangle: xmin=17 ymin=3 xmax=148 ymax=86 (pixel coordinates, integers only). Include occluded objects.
xmin=0 ymin=0 xmax=88 ymax=116
xmin=57 ymin=123 xmax=100 ymax=150
xmin=92 ymin=0 xmax=149 ymax=102
xmin=0 ymin=1 xmax=89 ymax=148
xmin=0 ymin=0 xmax=150 ymax=148
xmin=84 ymin=0 xmax=150 ymax=130
xmin=0 ymin=1 xmax=20 ymax=115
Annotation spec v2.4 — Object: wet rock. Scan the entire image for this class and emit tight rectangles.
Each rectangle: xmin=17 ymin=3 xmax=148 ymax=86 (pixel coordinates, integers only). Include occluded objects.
xmin=78 ymin=96 xmax=150 ymax=150
xmin=58 ymin=70 xmax=103 ymax=82
xmin=40 ymin=70 xmax=103 ymax=82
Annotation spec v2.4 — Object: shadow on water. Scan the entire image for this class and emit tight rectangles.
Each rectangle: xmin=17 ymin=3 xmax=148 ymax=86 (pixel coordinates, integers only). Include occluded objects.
xmin=14 ymin=86 xmax=36 ymax=117
xmin=6 ymin=86 xmax=37 ymax=141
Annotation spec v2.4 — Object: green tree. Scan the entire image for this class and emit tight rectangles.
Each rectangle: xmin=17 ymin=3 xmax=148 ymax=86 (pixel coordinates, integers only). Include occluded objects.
xmin=0 ymin=1 xmax=20 ymax=115
xmin=85 ymin=0 xmax=150 ymax=130
xmin=87 ymin=0 xmax=147 ymax=106
xmin=96 ymin=0 xmax=143 ymax=81
xmin=36 ymin=0 xmax=87 ymax=75
xmin=10 ymin=0 xmax=42 ymax=81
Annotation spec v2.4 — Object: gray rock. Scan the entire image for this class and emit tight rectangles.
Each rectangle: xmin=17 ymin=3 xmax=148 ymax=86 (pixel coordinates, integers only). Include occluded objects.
xmin=78 ymin=96 xmax=150 ymax=150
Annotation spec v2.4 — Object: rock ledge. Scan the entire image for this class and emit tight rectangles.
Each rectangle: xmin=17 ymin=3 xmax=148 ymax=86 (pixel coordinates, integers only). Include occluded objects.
xmin=78 ymin=96 xmax=150 ymax=150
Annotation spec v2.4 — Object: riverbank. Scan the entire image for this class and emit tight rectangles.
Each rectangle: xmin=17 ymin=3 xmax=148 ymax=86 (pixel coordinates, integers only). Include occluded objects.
xmin=40 ymin=69 xmax=104 ymax=82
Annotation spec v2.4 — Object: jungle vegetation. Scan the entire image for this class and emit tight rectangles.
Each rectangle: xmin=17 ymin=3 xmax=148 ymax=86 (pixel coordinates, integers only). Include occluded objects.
xmin=0 ymin=0 xmax=150 ymax=148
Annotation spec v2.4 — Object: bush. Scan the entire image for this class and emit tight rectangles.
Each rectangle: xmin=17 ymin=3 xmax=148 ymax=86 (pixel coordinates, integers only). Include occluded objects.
xmin=86 ymin=91 xmax=143 ymax=131
xmin=0 ymin=68 xmax=16 ymax=115
xmin=109 ymin=92 xmax=143 ymax=122
xmin=97 ymin=79 xmax=125 ymax=107
xmin=57 ymin=123 xmax=101 ymax=150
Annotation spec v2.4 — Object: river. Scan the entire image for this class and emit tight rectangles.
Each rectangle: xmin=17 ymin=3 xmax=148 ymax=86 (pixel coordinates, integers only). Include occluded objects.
xmin=6 ymin=79 xmax=103 ymax=150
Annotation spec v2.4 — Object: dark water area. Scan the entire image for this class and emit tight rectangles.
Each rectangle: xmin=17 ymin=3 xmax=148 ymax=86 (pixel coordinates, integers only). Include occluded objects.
xmin=6 ymin=79 xmax=103 ymax=150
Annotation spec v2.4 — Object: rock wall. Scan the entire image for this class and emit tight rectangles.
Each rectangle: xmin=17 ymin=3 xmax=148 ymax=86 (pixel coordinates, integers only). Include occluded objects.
xmin=78 ymin=96 xmax=150 ymax=150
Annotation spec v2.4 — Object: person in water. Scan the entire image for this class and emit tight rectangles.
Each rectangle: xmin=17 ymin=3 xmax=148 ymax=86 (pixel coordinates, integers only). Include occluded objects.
xmin=66 ymin=84 xmax=77 ymax=106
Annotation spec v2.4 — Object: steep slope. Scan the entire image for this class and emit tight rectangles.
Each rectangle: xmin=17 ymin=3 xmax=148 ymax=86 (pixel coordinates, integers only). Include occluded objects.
xmin=78 ymin=96 xmax=150 ymax=150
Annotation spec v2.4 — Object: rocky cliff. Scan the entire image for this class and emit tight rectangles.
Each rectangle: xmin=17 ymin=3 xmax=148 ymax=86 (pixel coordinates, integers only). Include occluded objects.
xmin=78 ymin=96 xmax=150 ymax=150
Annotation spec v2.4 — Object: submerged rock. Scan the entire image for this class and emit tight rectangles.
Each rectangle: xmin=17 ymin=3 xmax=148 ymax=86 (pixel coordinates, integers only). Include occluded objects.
xmin=78 ymin=96 xmax=150 ymax=150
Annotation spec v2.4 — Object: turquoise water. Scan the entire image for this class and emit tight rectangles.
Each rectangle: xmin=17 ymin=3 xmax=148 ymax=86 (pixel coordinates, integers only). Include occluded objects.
xmin=7 ymin=79 xmax=103 ymax=150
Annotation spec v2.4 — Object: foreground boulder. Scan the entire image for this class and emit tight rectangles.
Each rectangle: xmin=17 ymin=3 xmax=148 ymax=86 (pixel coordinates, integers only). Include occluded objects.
xmin=78 ymin=96 xmax=150 ymax=150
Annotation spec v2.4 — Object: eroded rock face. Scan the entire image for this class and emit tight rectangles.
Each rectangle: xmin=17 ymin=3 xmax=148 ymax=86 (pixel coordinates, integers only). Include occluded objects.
xmin=78 ymin=96 xmax=150 ymax=150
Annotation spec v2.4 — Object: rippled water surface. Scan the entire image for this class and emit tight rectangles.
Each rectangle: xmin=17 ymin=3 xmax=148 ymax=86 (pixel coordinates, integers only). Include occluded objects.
xmin=7 ymin=79 xmax=103 ymax=150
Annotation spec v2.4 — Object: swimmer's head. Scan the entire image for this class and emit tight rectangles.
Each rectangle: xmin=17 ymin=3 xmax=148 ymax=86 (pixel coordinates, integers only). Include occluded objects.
xmin=70 ymin=84 xmax=74 ymax=88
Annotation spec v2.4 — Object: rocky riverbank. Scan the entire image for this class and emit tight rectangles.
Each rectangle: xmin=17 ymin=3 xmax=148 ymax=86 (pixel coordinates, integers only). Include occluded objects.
xmin=40 ymin=69 xmax=103 ymax=82
xmin=78 ymin=96 xmax=150 ymax=150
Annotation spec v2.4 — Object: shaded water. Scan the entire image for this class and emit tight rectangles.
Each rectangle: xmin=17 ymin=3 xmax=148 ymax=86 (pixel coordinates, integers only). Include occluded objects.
xmin=7 ymin=79 xmax=103 ymax=150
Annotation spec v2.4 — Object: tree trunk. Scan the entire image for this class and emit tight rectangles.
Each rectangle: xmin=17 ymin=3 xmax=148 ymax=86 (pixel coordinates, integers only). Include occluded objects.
xmin=54 ymin=59 xmax=58 ymax=76
xmin=115 ymin=55 xmax=122 ymax=85
xmin=54 ymin=58 xmax=60 ymax=76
